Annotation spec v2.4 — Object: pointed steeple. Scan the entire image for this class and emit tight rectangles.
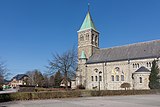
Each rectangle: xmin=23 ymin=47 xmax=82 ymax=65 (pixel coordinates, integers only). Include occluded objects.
xmin=80 ymin=51 xmax=87 ymax=59
xmin=79 ymin=6 xmax=97 ymax=32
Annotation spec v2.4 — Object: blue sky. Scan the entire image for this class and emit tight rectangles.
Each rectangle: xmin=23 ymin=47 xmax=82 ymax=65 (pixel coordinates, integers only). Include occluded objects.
xmin=0 ymin=0 xmax=160 ymax=78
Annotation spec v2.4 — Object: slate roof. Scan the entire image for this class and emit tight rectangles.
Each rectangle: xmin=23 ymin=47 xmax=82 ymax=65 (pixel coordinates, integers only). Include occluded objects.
xmin=12 ymin=74 xmax=28 ymax=80
xmin=135 ymin=66 xmax=150 ymax=73
xmin=87 ymin=40 xmax=160 ymax=64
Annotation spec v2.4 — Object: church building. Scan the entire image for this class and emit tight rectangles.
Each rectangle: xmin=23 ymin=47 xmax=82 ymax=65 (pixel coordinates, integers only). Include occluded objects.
xmin=76 ymin=9 xmax=160 ymax=90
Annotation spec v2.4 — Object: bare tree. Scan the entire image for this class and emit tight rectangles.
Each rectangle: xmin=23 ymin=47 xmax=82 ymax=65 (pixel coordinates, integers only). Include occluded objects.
xmin=48 ymin=48 xmax=77 ymax=90
xmin=0 ymin=61 xmax=8 ymax=85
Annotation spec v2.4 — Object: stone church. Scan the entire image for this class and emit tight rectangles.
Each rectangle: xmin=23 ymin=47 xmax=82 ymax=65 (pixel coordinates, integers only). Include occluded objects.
xmin=75 ymin=9 xmax=160 ymax=90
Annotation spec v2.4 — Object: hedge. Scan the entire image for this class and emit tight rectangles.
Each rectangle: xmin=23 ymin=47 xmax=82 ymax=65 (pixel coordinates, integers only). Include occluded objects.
xmin=0 ymin=91 xmax=81 ymax=102
xmin=90 ymin=90 xmax=160 ymax=96
xmin=0 ymin=90 xmax=160 ymax=102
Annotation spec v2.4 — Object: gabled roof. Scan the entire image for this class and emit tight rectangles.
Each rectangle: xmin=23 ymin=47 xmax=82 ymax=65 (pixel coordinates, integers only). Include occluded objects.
xmin=87 ymin=40 xmax=160 ymax=64
xmin=12 ymin=74 xmax=28 ymax=80
xmin=135 ymin=66 xmax=150 ymax=73
xmin=79 ymin=11 xmax=97 ymax=32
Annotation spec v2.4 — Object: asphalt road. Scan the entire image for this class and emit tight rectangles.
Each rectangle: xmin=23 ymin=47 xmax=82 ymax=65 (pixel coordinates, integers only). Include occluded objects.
xmin=0 ymin=89 xmax=17 ymax=94
xmin=1 ymin=94 xmax=160 ymax=107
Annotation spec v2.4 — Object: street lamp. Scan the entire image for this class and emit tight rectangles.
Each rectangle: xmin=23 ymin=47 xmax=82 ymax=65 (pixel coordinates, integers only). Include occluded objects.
xmin=99 ymin=71 xmax=102 ymax=91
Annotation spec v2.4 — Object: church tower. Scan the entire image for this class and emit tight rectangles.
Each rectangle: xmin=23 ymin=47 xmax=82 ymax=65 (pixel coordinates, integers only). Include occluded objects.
xmin=78 ymin=10 xmax=99 ymax=61
xmin=76 ymin=7 xmax=99 ymax=87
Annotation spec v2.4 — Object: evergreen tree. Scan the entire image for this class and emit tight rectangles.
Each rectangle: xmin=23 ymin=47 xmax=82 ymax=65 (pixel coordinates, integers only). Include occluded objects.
xmin=54 ymin=71 xmax=62 ymax=87
xmin=149 ymin=60 xmax=160 ymax=89
xmin=49 ymin=75 xmax=55 ymax=87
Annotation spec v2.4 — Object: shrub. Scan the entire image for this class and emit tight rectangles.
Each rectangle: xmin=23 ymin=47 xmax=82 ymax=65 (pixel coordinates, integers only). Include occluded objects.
xmin=120 ymin=83 xmax=131 ymax=90
xmin=77 ymin=84 xmax=85 ymax=89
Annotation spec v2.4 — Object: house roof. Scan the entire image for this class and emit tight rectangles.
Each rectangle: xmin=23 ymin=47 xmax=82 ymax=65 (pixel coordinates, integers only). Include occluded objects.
xmin=12 ymin=74 xmax=28 ymax=80
xmin=78 ymin=11 xmax=97 ymax=32
xmin=135 ymin=66 xmax=150 ymax=73
xmin=87 ymin=40 xmax=160 ymax=64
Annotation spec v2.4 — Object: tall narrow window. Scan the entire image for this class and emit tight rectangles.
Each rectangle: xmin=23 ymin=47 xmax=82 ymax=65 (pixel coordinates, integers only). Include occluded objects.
xmin=135 ymin=64 xmax=137 ymax=68
xmin=133 ymin=64 xmax=135 ymax=68
xmin=95 ymin=35 xmax=97 ymax=45
xmin=140 ymin=77 xmax=142 ymax=83
xmin=92 ymin=34 xmax=94 ymax=44
xmin=121 ymin=75 xmax=124 ymax=81
xmin=95 ymin=76 xmax=97 ymax=81
xmin=86 ymin=33 xmax=89 ymax=40
xmin=147 ymin=62 xmax=149 ymax=67
xmin=91 ymin=76 xmax=94 ymax=81
xmin=99 ymin=76 xmax=102 ymax=81
xmin=149 ymin=62 xmax=152 ymax=67
xmin=111 ymin=75 xmax=114 ymax=81
xmin=116 ymin=75 xmax=119 ymax=81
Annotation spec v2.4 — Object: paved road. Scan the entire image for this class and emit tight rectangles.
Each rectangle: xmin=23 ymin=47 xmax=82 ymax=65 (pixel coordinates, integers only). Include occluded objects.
xmin=1 ymin=94 xmax=160 ymax=107
xmin=0 ymin=89 xmax=17 ymax=94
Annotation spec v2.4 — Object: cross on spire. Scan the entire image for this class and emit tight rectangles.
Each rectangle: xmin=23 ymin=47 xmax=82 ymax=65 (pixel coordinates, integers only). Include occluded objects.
xmin=88 ymin=2 xmax=90 ymax=12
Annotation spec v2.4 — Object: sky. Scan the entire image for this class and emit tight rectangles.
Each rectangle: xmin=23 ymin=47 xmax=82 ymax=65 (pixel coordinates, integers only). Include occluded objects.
xmin=0 ymin=0 xmax=160 ymax=78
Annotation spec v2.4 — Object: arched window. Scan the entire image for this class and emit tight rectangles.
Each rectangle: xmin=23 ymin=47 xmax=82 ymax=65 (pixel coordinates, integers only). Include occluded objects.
xmin=140 ymin=77 xmax=142 ymax=83
xmin=91 ymin=76 xmax=94 ymax=81
xmin=134 ymin=64 xmax=137 ymax=68
xmin=111 ymin=75 xmax=114 ymax=81
xmin=133 ymin=64 xmax=135 ymax=68
xmin=92 ymin=34 xmax=94 ymax=44
xmin=121 ymin=75 xmax=124 ymax=81
xmin=86 ymin=33 xmax=89 ymax=40
xmin=116 ymin=75 xmax=119 ymax=81
xmin=99 ymin=76 xmax=102 ymax=81
xmin=95 ymin=35 xmax=98 ymax=45
xmin=95 ymin=76 xmax=98 ymax=81
xmin=149 ymin=62 xmax=152 ymax=67
xmin=147 ymin=62 xmax=148 ymax=67
xmin=80 ymin=35 xmax=84 ymax=41
xmin=137 ymin=64 xmax=139 ymax=68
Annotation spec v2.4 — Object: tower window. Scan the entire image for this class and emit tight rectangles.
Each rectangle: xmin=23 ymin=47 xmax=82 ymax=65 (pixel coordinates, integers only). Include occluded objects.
xmin=92 ymin=34 xmax=94 ymax=44
xmin=95 ymin=35 xmax=98 ymax=45
xmin=80 ymin=35 xmax=84 ymax=41
xmin=86 ymin=33 xmax=89 ymax=40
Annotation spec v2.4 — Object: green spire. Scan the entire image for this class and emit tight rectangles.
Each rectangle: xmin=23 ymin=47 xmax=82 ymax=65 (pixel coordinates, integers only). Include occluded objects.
xmin=80 ymin=51 xmax=87 ymax=59
xmin=79 ymin=11 xmax=97 ymax=32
